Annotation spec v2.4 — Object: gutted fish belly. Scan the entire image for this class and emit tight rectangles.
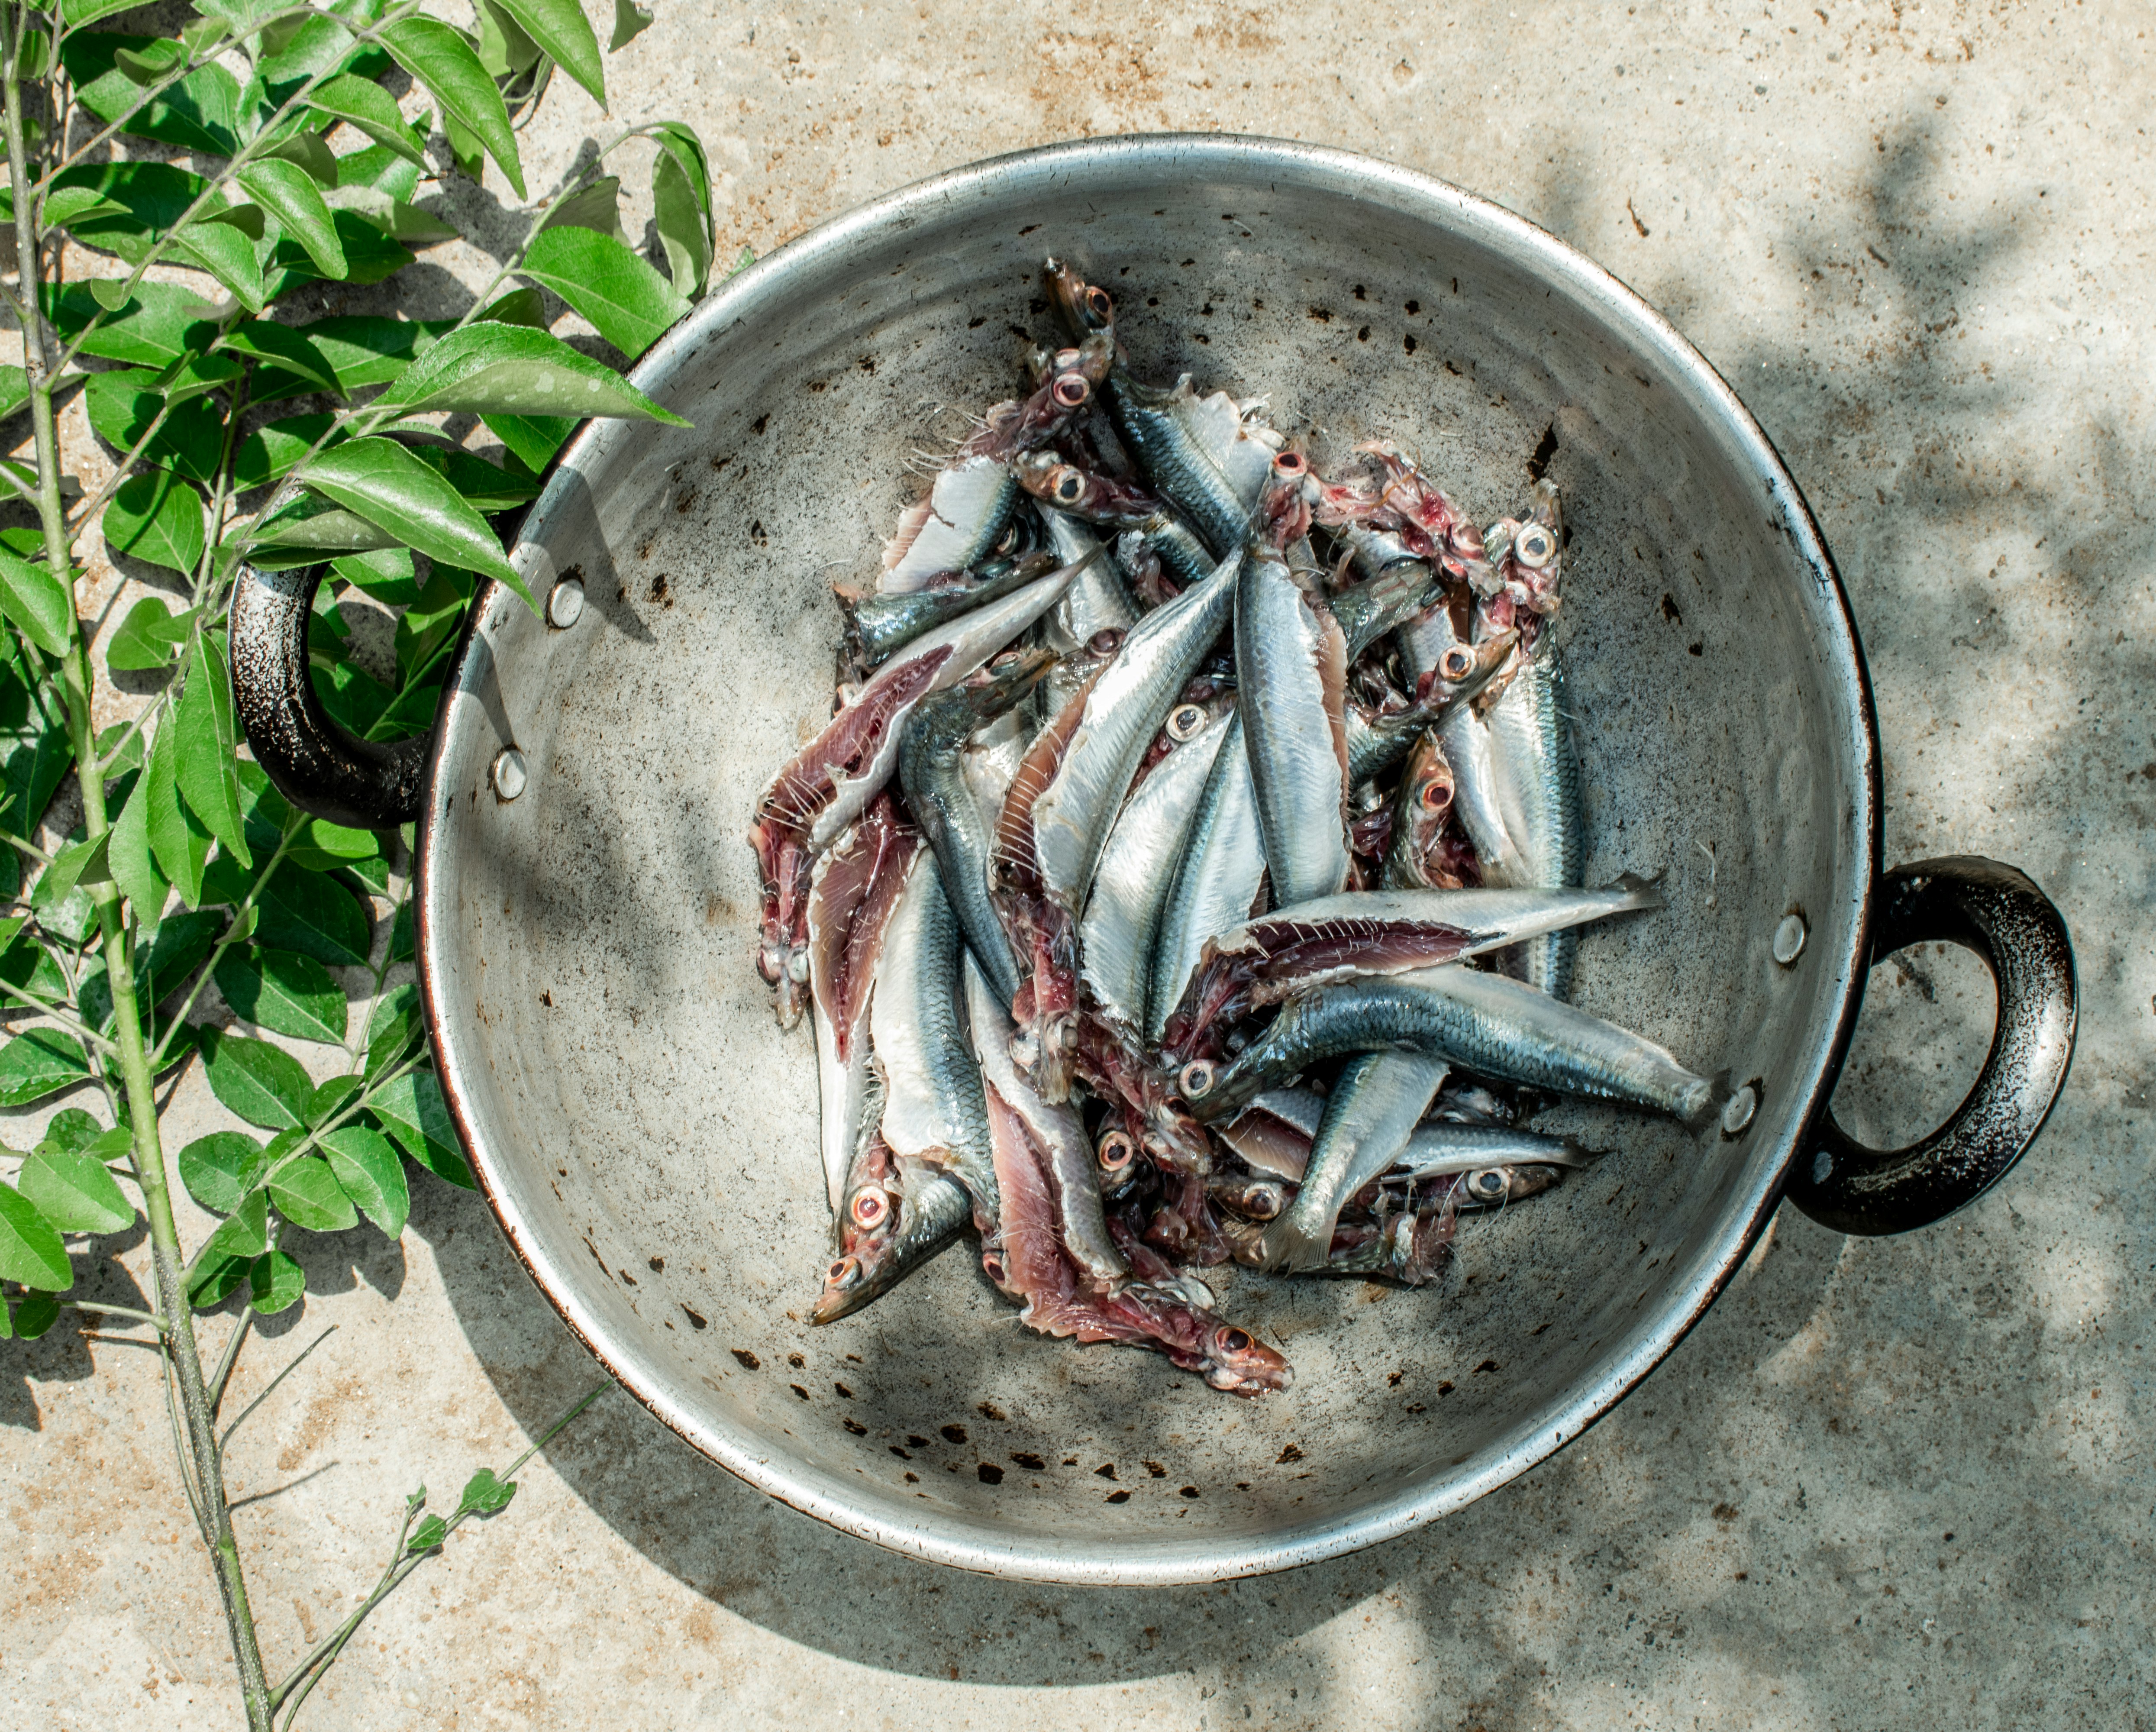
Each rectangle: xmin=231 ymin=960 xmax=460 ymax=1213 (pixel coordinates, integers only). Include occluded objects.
xmin=965 ymin=955 xmax=1122 ymax=1281
xmin=1146 ymin=715 xmax=1267 ymax=1047
xmin=881 ymin=454 xmax=1020 ymax=594
xmin=1043 ymin=508 xmax=1139 ymax=649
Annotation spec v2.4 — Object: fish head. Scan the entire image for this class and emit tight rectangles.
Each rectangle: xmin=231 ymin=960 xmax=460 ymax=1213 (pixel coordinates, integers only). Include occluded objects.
xmin=1199 ymin=1323 xmax=1294 ymax=1395
xmin=1253 ymin=449 xmax=1316 ymax=550
xmin=1209 ymin=1173 xmax=1290 ymax=1221
xmin=961 ymin=643 xmax=1059 ymax=721
xmin=1044 ymin=257 xmax=1116 ymax=340
xmin=1013 ymin=449 xmax=1156 ymax=526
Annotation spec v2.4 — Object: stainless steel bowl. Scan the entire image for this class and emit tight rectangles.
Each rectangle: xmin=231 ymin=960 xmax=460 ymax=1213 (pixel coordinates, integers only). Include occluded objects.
xmin=230 ymin=135 xmax=2075 ymax=1583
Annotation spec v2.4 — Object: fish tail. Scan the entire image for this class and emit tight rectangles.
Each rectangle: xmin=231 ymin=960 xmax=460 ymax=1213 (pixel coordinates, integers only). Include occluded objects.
xmin=1257 ymin=1215 xmax=1332 ymax=1275
xmin=1612 ymin=869 xmax=1667 ymax=909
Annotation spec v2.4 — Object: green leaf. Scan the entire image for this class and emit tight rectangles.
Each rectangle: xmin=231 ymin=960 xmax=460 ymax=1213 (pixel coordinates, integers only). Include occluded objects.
xmin=108 ymin=596 xmax=195 ymax=671
xmin=330 ymin=547 xmax=416 ymax=606
xmin=282 ymin=315 xmax=443 ymax=395
xmin=178 ymin=1131 xmax=271 ymax=1214
xmin=233 ymin=414 xmax=343 ymax=491
xmin=312 ymin=658 xmax=393 ymax=741
xmin=540 ymin=174 xmax=626 ymax=246
xmin=221 ymin=321 xmax=342 ymax=398
xmin=61 ymin=0 xmax=151 ymax=26
xmin=0 ymin=1027 xmax=89 ymax=1109
xmin=45 ymin=1110 xmax=103 ymax=1154
xmin=380 ymin=17 xmax=526 ymax=198
xmin=304 ymin=73 xmax=427 ymax=165
xmin=394 ymin=563 xmax=473 ymax=685
xmin=144 ymin=714 xmax=211 ymax=909
xmin=260 ymin=129 xmax=341 ymax=187
xmin=60 ymin=34 xmax=242 ymax=158
xmin=264 ymin=210 xmax=414 ymax=294
xmin=84 ymin=369 xmax=225 ymax=484
xmin=39 ymin=161 xmax=211 ymax=265
xmin=107 ymin=766 xmax=168 ymax=921
xmin=322 ymin=1124 xmax=408 ymax=1238
xmin=189 ymin=1191 xmax=270 ymax=1300
xmin=403 ymin=446 xmax=542 ymax=515
xmin=0 ymin=644 xmax=71 ymax=869
xmin=214 ymin=945 xmax=347 ymax=1044
xmin=199 ymin=1026 xmax=313 ymax=1130
xmin=407 ymin=1512 xmax=448 ymax=1553
xmin=0 ymin=542 xmax=75 ymax=656
xmin=175 ymin=634 xmax=250 ymax=869
xmin=0 ymin=1181 xmax=71 ymax=1288
xmin=457 ymin=1464 xmax=518 ymax=1518
xmin=479 ymin=412 xmax=574 ymax=474
xmin=0 ymin=365 xmax=29 ymax=424
xmin=242 ymin=500 xmax=400 ymax=568
xmin=323 ymin=184 xmax=458 ymax=246
xmin=494 ymin=0 xmax=605 ymax=102
xmin=287 ymin=815 xmax=383 ymax=870
xmin=299 ymin=437 xmax=521 ymax=597
xmin=369 ymin=1070 xmax=470 ymax=1188
xmin=248 ymin=1247 xmax=306 ymax=1312
xmin=473 ymin=0 xmax=543 ymax=79
xmin=35 ymin=832 xmax=111 ymax=907
xmin=151 ymin=351 xmax=245 ymax=404
xmin=387 ymin=318 xmax=689 ymax=425
xmin=171 ymin=216 xmax=268 ymax=315
xmin=475 ymin=287 xmax=548 ymax=329
xmin=389 ymin=898 xmax=414 ymax=964
xmin=365 ymin=981 xmax=423 ymax=1073
xmin=255 ymin=870 xmax=369 ymax=968
xmin=270 ymin=1154 xmax=357 ymax=1231
xmin=104 ymin=470 xmax=206 ymax=578
xmin=13 ymin=1288 xmax=60 ymax=1337
xmin=137 ymin=908 xmax=223 ymax=1009
xmin=608 ymin=0 xmax=653 ymax=51
xmin=17 ymin=1144 xmax=133 ymax=1234
xmin=650 ymin=125 xmax=713 ymax=301
xmin=45 ymin=281 xmax=218 ymax=368
xmin=516 ymin=226 xmax=692 ymax=360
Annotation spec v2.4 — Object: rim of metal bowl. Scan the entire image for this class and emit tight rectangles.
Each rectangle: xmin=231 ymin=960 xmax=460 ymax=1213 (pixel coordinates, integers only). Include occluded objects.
xmin=419 ymin=132 xmax=1881 ymax=1584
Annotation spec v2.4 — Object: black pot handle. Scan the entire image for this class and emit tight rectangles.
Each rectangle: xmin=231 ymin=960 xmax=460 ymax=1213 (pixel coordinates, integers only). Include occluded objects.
xmin=228 ymin=561 xmax=428 ymax=831
xmin=1786 ymin=856 xmax=2075 ymax=1236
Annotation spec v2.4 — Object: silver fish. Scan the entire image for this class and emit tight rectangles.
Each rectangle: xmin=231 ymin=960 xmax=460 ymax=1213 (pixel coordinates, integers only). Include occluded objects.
xmin=1145 ymin=714 xmax=1267 ymax=1047
xmin=1079 ymin=703 xmax=1234 ymax=1033
xmin=1331 ymin=559 xmax=1445 ymax=659
xmin=898 ymin=649 xmax=1055 ymax=1005
xmin=750 ymin=555 xmax=1091 ymax=1022
xmin=1042 ymin=508 xmax=1138 ymax=652
xmin=881 ymin=454 xmax=1020 ymax=594
xmin=1393 ymin=1121 xmax=1598 ymax=1178
xmin=1180 ymin=963 xmax=1712 ymax=1125
xmin=1436 ymin=695 xmax=1532 ymax=888
xmin=869 ymin=854 xmax=999 ymax=1227
xmin=964 ymin=954 xmax=1123 ymax=1281
xmin=813 ymin=1144 xmax=972 ymax=1325
xmin=1236 ymin=551 xmax=1350 ymax=906
xmin=844 ymin=551 xmax=1056 ymax=669
xmin=1259 ymin=1052 xmax=1449 ymax=1272
xmin=1030 ymin=545 xmax=1241 ymax=912
xmin=1484 ymin=633 xmax=1584 ymax=997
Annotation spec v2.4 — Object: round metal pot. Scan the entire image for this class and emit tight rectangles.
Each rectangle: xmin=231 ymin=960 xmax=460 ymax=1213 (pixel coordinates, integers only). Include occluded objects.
xmin=227 ymin=136 xmax=2075 ymax=1584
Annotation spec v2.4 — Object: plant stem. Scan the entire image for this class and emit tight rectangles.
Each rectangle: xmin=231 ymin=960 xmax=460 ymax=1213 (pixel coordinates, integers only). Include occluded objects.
xmin=1 ymin=18 xmax=271 ymax=1729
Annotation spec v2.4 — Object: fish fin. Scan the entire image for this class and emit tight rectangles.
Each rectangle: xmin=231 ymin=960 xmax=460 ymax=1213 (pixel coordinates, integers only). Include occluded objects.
xmin=1256 ymin=1216 xmax=1331 ymax=1275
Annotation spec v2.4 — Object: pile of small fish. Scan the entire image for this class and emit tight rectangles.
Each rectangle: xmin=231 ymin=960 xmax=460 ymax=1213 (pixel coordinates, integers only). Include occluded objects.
xmin=746 ymin=259 xmax=1712 ymax=1399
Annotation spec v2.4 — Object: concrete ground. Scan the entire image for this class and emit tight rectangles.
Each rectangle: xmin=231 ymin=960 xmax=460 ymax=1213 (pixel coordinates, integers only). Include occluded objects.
xmin=7 ymin=2 xmax=2155 ymax=1726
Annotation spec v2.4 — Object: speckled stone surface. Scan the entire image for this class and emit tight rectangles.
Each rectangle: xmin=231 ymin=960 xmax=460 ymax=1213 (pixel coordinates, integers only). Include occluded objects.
xmin=6 ymin=3 xmax=2152 ymax=1727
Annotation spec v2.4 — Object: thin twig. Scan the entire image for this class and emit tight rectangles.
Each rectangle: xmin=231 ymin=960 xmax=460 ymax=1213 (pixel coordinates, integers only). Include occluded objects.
xmin=60 ymin=1299 xmax=165 ymax=1326
xmin=208 ymin=1304 xmax=255 ymax=1416
xmin=219 ymin=1324 xmax=336 ymax=1453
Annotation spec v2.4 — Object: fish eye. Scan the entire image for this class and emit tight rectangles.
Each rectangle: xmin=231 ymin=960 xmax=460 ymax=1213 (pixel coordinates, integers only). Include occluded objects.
xmin=1166 ymin=703 xmax=1207 ymax=741
xmin=849 ymin=1189 xmax=888 ymax=1228
xmin=1097 ymin=1130 xmax=1137 ymax=1172
xmin=1178 ymin=1059 xmax=1216 ymax=1099
xmin=1472 ymin=1168 xmax=1507 ymax=1196
xmin=1439 ymin=645 xmax=1476 ymax=680
xmin=1246 ymin=1185 xmax=1284 ymax=1221
xmin=1051 ymin=373 xmax=1091 ymax=409
xmin=1087 ymin=627 xmax=1125 ymax=656
xmin=1417 ymin=777 xmax=1452 ymax=812
xmin=1051 ymin=467 xmax=1086 ymax=504
xmin=826 ymin=1256 xmax=862 ymax=1288
xmin=1272 ymin=450 xmax=1306 ymax=478
xmin=981 ymin=1250 xmax=1006 ymax=1284
xmin=1514 ymin=524 xmax=1555 ymax=568
xmin=1213 ymin=1326 xmax=1252 ymax=1354
xmin=1084 ymin=285 xmax=1114 ymax=326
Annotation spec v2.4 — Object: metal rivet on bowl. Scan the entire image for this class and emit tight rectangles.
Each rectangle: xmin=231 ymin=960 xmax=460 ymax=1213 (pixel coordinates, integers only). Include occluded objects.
xmin=546 ymin=576 xmax=585 ymax=629
xmin=1772 ymin=913 xmax=1807 ymax=966
xmin=491 ymin=746 xmax=528 ymax=801
xmin=1720 ymin=1083 xmax=1759 ymax=1138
